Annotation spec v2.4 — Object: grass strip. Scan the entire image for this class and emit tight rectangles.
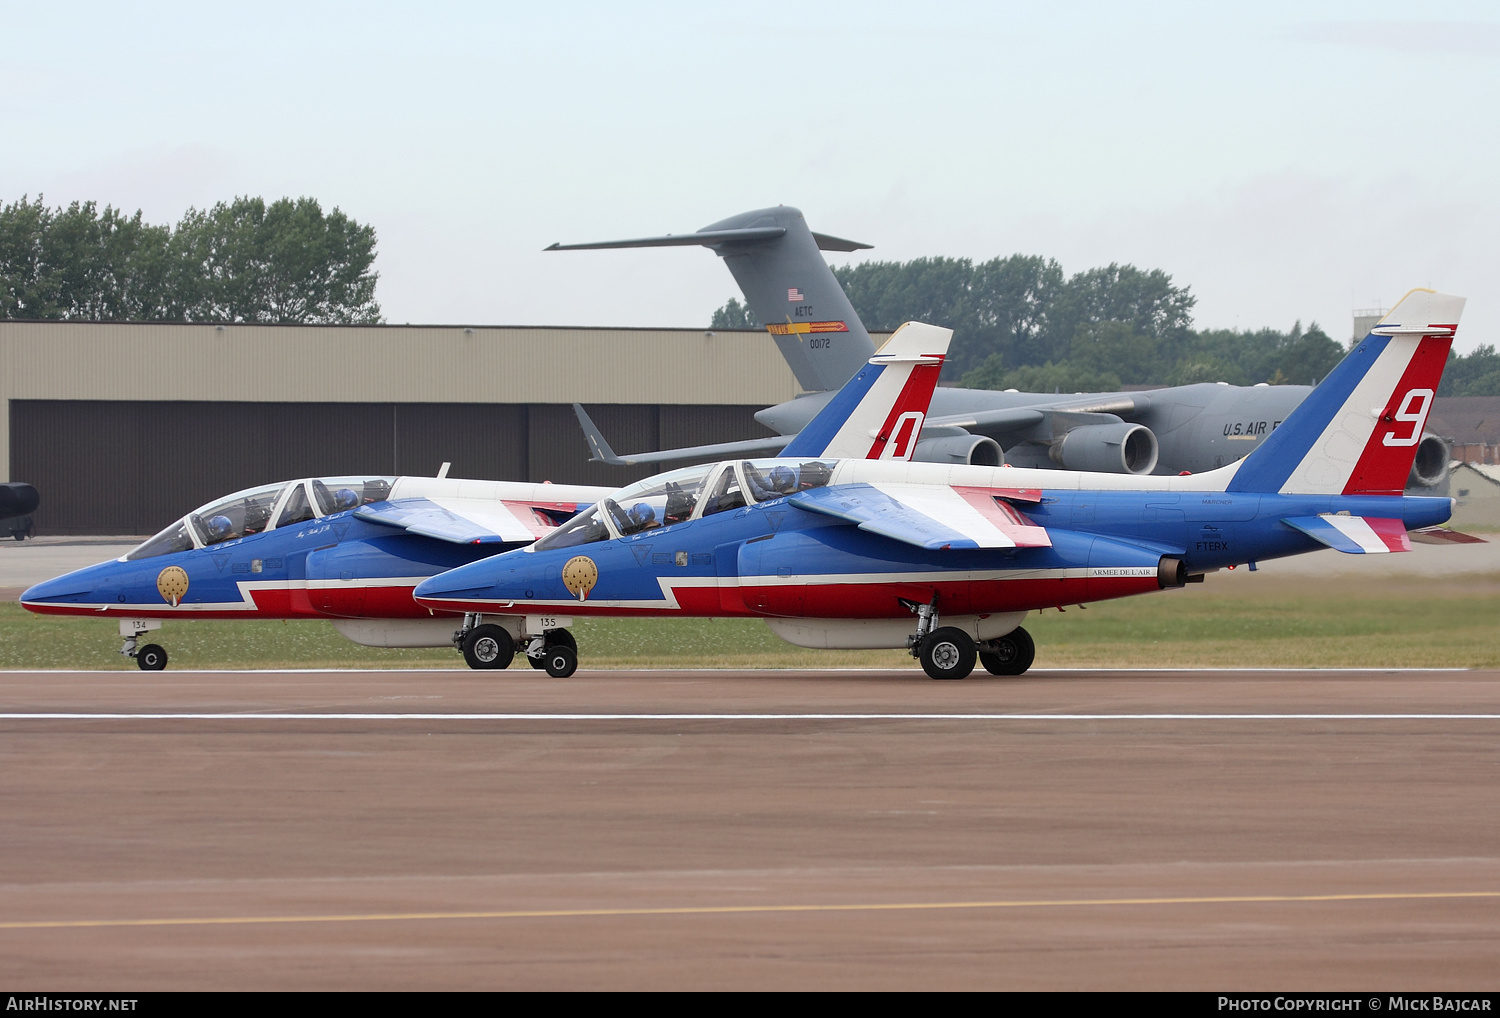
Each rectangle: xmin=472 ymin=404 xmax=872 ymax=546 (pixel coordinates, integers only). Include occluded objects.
xmin=3 ymin=573 xmax=1498 ymax=671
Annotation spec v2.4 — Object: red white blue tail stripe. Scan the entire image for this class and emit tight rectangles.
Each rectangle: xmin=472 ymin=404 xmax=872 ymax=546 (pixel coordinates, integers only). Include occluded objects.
xmin=1228 ymin=289 xmax=1462 ymax=496
xmin=781 ymin=322 xmax=951 ymax=460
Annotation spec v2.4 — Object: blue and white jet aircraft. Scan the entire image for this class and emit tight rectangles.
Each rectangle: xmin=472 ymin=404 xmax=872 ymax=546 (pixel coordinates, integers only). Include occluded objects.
xmin=19 ymin=473 xmax=612 ymax=669
xmin=413 ymin=289 xmax=1478 ymax=680
xmin=20 ymin=321 xmax=953 ymax=673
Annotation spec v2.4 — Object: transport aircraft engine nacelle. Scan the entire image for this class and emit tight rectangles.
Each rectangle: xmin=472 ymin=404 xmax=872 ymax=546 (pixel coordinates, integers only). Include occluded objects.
xmin=1408 ymin=432 xmax=1449 ymax=488
xmin=1050 ymin=422 xmax=1160 ymax=475
xmin=911 ymin=434 xmax=1004 ymax=466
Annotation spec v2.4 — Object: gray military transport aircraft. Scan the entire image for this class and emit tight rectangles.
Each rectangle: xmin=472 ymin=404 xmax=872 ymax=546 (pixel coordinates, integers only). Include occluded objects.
xmin=549 ymin=206 xmax=1448 ymax=491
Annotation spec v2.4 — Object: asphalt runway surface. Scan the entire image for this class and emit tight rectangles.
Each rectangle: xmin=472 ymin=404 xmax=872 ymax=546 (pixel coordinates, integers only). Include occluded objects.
xmin=1 ymin=667 xmax=1497 ymax=990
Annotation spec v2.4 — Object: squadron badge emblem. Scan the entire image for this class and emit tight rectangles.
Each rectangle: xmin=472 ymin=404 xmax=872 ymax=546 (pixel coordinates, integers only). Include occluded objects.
xmin=156 ymin=566 xmax=189 ymax=607
xmin=561 ymin=555 xmax=598 ymax=602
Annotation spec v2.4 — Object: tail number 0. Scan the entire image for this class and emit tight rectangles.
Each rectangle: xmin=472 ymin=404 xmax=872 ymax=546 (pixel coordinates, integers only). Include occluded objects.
xmin=1382 ymin=388 xmax=1434 ymax=447
xmin=881 ymin=412 xmax=925 ymax=460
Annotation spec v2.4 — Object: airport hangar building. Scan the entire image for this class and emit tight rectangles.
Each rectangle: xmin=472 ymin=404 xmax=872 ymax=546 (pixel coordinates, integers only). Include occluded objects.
xmin=0 ymin=321 xmax=882 ymax=536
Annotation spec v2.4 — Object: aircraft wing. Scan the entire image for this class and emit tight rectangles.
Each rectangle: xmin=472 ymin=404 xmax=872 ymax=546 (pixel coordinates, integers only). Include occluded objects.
xmin=574 ymin=403 xmax=790 ymax=466
xmin=355 ymin=497 xmax=573 ymax=545
xmin=788 ymin=483 xmax=1052 ymax=551
xmin=1281 ymin=515 xmax=1411 ymax=553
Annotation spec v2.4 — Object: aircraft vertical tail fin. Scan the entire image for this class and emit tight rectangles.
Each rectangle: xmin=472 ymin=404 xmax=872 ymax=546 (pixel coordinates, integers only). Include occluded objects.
xmin=1227 ymin=288 xmax=1464 ymax=495
xmin=547 ymin=206 xmax=877 ymax=393
xmin=781 ymin=322 xmax=952 ymax=460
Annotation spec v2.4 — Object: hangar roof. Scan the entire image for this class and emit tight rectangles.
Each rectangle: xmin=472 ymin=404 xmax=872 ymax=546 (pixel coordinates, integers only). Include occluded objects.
xmin=0 ymin=321 xmax=804 ymax=406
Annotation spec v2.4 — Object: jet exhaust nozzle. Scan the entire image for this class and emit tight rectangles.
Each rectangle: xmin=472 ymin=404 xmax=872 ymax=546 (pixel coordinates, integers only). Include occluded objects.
xmin=1158 ymin=556 xmax=1187 ymax=589
xmin=1408 ymin=432 xmax=1449 ymax=489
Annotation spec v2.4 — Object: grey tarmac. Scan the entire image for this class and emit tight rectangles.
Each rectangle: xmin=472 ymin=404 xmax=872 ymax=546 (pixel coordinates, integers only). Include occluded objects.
xmin=0 ymin=667 xmax=1497 ymax=990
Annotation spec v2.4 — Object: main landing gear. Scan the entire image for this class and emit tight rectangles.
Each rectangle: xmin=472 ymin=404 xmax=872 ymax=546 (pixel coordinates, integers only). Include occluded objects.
xmin=454 ymin=614 xmax=577 ymax=677
xmin=906 ymin=600 xmax=1034 ymax=680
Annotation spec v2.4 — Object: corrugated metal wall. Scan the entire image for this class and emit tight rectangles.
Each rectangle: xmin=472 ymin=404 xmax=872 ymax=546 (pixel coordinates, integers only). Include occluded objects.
xmin=11 ymin=401 xmax=770 ymax=534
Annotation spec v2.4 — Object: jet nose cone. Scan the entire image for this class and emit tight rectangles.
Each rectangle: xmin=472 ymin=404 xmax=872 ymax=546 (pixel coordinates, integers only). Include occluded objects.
xmin=20 ymin=570 xmax=96 ymax=612
xmin=414 ymin=562 xmax=503 ymax=606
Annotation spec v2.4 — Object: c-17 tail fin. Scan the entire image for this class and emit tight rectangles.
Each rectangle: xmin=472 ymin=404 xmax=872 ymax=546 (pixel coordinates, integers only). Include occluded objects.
xmin=783 ymin=322 xmax=952 ymax=460
xmin=547 ymin=206 xmax=876 ymax=393
xmin=1227 ymin=288 xmax=1464 ymax=496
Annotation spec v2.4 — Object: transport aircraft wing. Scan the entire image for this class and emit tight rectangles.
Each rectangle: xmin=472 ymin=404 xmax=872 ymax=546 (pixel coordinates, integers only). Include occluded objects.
xmin=787 ymin=482 xmax=1052 ymax=551
xmin=573 ymin=404 xmax=791 ymax=466
xmin=354 ymin=497 xmax=570 ymax=544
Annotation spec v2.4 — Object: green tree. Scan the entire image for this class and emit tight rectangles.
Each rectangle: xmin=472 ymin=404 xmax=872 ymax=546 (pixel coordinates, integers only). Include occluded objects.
xmin=959 ymin=352 xmax=1007 ymax=389
xmin=1000 ymin=360 xmax=1123 ymax=394
xmin=0 ymin=194 xmax=381 ymax=323
xmin=1274 ymin=322 xmax=1342 ymax=386
xmin=172 ymin=196 xmax=380 ymax=324
xmin=1068 ymin=320 xmax=1158 ymax=386
xmin=710 ymin=297 xmax=758 ymax=328
xmin=1439 ymin=345 xmax=1500 ymax=396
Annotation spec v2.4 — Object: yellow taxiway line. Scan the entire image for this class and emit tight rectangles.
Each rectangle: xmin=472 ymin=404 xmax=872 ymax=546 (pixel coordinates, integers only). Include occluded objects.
xmin=2 ymin=890 xmax=1497 ymax=931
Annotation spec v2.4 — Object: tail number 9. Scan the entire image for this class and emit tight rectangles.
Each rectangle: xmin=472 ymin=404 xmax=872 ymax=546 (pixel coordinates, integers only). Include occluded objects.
xmin=1382 ymin=388 xmax=1434 ymax=447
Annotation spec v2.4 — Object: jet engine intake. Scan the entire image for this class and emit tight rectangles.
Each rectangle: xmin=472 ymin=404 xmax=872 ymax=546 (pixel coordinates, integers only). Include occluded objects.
xmin=1051 ymin=422 xmax=1159 ymax=475
xmin=1407 ymin=432 xmax=1449 ymax=488
xmin=912 ymin=434 xmax=1004 ymax=466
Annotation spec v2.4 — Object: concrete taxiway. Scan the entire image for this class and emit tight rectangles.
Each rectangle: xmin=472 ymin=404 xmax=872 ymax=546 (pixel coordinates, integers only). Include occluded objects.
xmin=0 ymin=666 xmax=1497 ymax=990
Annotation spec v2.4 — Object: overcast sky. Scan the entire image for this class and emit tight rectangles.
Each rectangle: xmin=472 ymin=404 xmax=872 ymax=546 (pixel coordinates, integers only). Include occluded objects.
xmin=4 ymin=1 xmax=1498 ymax=350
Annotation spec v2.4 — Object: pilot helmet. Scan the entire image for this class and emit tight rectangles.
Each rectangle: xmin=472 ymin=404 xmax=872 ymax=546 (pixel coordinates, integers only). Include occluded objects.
xmin=206 ymin=515 xmax=234 ymax=541
xmin=770 ymin=465 xmax=796 ymax=492
xmin=628 ymin=502 xmax=656 ymax=527
xmin=334 ymin=488 xmax=359 ymax=511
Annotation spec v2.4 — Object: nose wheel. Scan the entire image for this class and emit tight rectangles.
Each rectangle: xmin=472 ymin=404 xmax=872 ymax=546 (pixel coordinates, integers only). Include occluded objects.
xmin=135 ymin=643 xmax=168 ymax=671
xmin=526 ymin=629 xmax=578 ymax=678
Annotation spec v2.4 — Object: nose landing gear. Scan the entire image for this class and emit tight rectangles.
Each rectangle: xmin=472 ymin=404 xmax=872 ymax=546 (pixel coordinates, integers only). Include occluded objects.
xmin=119 ymin=620 xmax=168 ymax=671
xmin=526 ymin=629 xmax=578 ymax=678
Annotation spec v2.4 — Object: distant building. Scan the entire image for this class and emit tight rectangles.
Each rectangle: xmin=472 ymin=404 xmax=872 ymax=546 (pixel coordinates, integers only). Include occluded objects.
xmin=1353 ymin=307 xmax=1387 ymax=344
xmin=1429 ymin=397 xmax=1500 ymax=465
xmin=1449 ymin=462 xmax=1500 ymax=529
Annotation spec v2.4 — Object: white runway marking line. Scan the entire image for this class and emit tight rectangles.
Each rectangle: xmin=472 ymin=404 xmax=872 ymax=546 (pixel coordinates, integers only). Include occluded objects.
xmin=0 ymin=667 xmax=1474 ymax=674
xmin=2 ymin=712 xmax=1499 ymax=721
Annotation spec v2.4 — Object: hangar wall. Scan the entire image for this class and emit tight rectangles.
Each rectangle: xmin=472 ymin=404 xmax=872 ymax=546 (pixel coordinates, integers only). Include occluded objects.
xmin=1 ymin=321 xmax=851 ymax=535
xmin=10 ymin=401 xmax=766 ymax=534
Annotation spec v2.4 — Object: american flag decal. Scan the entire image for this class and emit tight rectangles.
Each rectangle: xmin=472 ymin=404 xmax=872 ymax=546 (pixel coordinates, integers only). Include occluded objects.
xmin=787 ymin=287 xmax=805 ymax=302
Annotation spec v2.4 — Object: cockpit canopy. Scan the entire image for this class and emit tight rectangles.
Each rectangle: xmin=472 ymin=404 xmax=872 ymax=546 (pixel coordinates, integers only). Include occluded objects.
xmin=533 ymin=459 xmax=835 ymax=551
xmin=126 ymin=477 xmax=395 ymax=560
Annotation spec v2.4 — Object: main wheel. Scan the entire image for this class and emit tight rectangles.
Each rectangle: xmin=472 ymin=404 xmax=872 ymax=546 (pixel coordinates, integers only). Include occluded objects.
xmin=979 ymin=626 xmax=1035 ymax=676
xmin=136 ymin=644 xmax=168 ymax=671
xmin=919 ymin=627 xmax=976 ymax=680
xmin=542 ymin=644 xmax=578 ymax=678
xmin=462 ymin=624 xmax=514 ymax=670
xmin=527 ymin=628 xmax=576 ymax=669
